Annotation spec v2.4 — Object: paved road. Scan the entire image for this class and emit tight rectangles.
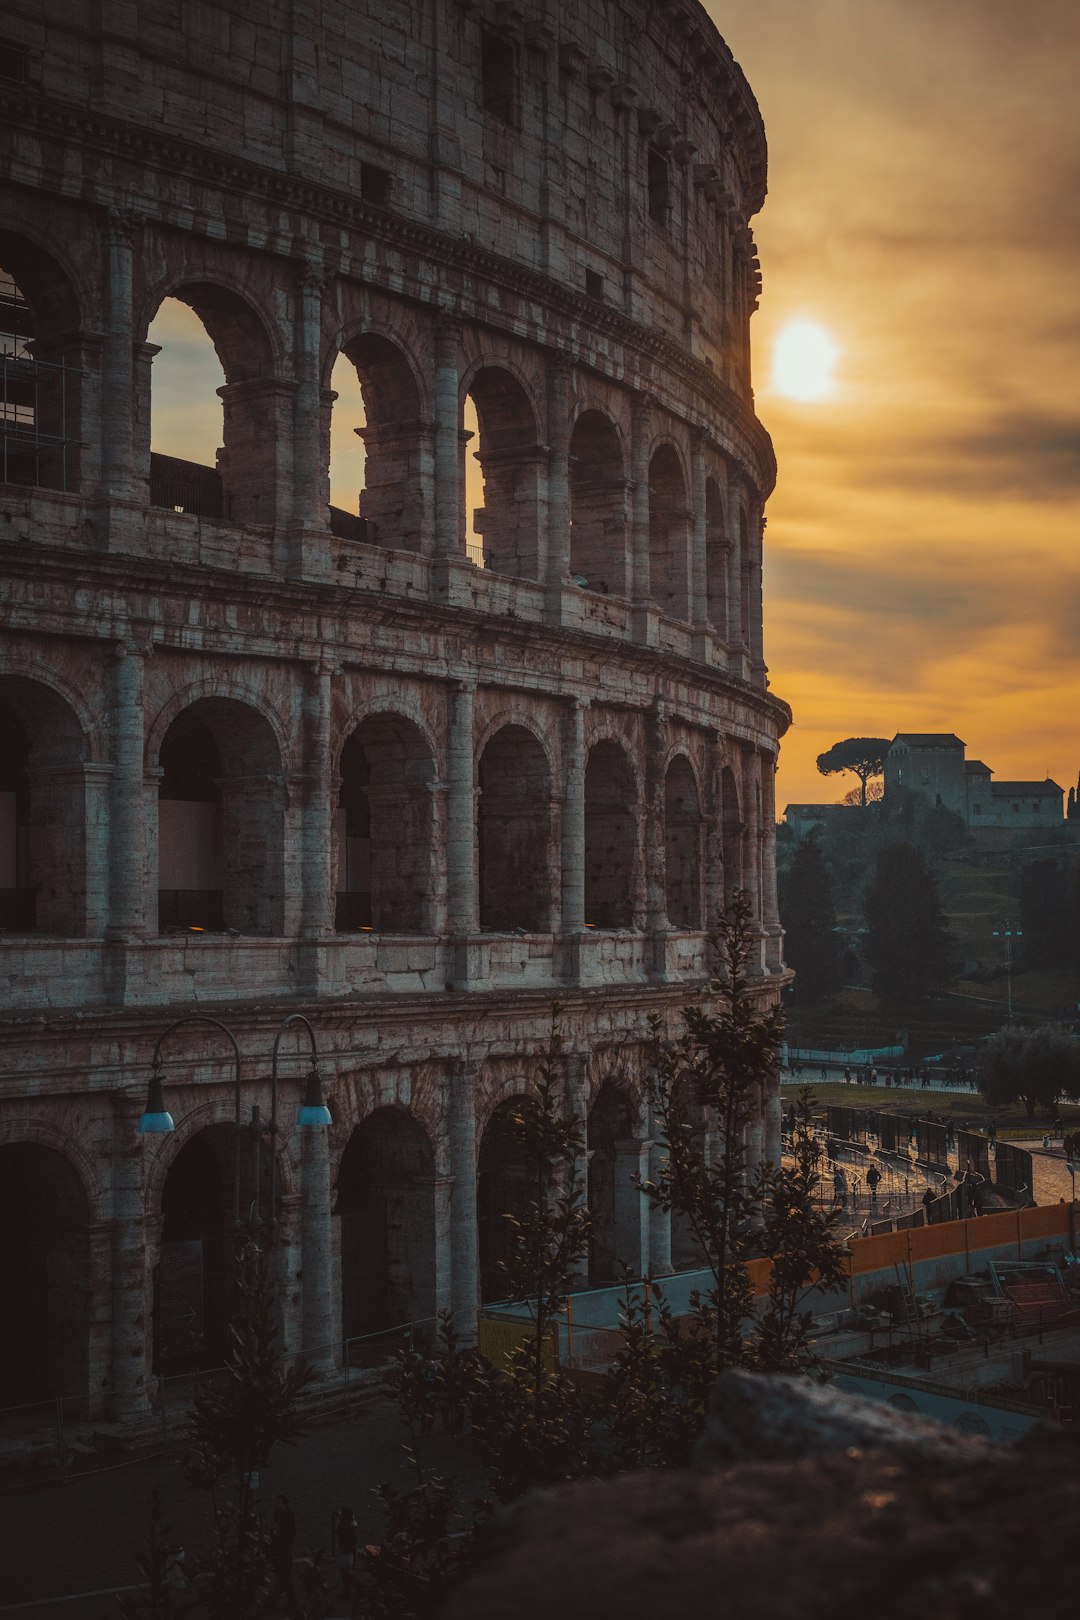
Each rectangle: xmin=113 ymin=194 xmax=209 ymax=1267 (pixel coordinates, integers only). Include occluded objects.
xmin=0 ymin=1394 xmax=485 ymax=1619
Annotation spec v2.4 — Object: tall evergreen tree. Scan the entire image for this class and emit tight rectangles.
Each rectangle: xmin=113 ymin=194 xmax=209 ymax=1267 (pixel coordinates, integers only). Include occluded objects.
xmin=780 ymin=838 xmax=843 ymax=1002
xmin=864 ymin=842 xmax=955 ymax=1006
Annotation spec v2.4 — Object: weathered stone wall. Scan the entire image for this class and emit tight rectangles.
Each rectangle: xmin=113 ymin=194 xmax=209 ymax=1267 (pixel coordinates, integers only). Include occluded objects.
xmin=0 ymin=0 xmax=788 ymax=1417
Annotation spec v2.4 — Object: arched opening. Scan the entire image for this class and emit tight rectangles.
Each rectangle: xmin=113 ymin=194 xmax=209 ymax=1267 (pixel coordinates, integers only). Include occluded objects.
xmin=0 ymin=1143 xmax=92 ymax=1400
xmin=329 ymin=333 xmax=425 ymax=551
xmin=648 ymin=444 xmax=690 ymax=620
xmin=0 ymin=677 xmax=88 ymax=935
xmin=568 ymin=409 xmax=627 ymax=595
xmin=478 ymin=725 xmax=551 ymax=932
xmin=665 ymin=756 xmax=703 ymax=929
xmin=466 ymin=367 xmax=542 ymax=581
xmin=337 ymin=1108 xmax=436 ymax=1340
xmin=739 ymin=509 xmax=752 ymax=645
xmin=156 ymin=698 xmax=284 ymax=935
xmin=336 ymin=713 xmax=435 ymax=933
xmin=148 ymin=285 xmax=279 ymax=525
xmin=587 ymin=1082 xmax=637 ymax=1284
xmin=721 ymin=764 xmax=743 ymax=899
xmin=155 ymin=1121 xmax=282 ymax=1374
xmin=0 ymin=237 xmax=82 ymax=491
xmin=705 ymin=476 xmax=727 ymax=632
xmin=477 ymin=1097 xmax=531 ymax=1303
xmin=669 ymin=1074 xmax=711 ymax=1271
xmin=584 ymin=740 xmax=637 ymax=929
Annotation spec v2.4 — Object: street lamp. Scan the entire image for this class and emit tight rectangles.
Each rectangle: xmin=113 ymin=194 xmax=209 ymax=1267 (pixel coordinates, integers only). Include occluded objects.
xmin=992 ymin=921 xmax=1022 ymax=1021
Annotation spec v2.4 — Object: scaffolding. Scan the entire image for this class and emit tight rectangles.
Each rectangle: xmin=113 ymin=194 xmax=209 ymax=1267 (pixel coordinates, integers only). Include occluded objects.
xmin=0 ymin=270 xmax=81 ymax=493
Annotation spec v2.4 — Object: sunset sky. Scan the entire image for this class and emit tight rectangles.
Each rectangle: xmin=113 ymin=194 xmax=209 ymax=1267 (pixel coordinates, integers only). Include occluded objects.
xmin=150 ymin=2 xmax=1080 ymax=819
xmin=713 ymin=0 xmax=1080 ymax=810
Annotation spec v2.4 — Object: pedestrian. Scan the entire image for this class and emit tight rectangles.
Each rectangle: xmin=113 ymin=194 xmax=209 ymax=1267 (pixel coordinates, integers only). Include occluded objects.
xmin=843 ymin=1067 xmax=851 ymax=1085
xmin=270 ymin=1494 xmax=297 ymax=1609
xmin=820 ymin=1063 xmax=827 ymax=1082
xmin=833 ymin=1165 xmax=848 ymax=1211
xmin=987 ymin=1119 xmax=997 ymax=1144
xmin=334 ymin=1505 xmax=358 ymax=1602
xmin=922 ymin=1185 xmax=937 ymax=1221
xmin=866 ymin=1161 xmax=882 ymax=1204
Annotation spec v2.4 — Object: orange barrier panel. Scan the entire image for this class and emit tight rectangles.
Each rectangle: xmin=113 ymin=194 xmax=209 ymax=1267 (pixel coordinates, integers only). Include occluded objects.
xmin=848 ymin=1230 xmax=909 ymax=1275
xmin=745 ymin=1257 xmax=772 ymax=1296
xmin=1020 ymin=1203 xmax=1073 ymax=1240
xmin=963 ymin=1209 xmax=1022 ymax=1253
xmin=846 ymin=1202 xmax=1075 ymax=1279
xmin=907 ymin=1221 xmax=968 ymax=1262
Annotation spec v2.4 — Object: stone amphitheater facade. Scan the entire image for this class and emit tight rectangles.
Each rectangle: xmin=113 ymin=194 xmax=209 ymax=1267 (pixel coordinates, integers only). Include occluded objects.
xmin=0 ymin=0 xmax=789 ymax=1416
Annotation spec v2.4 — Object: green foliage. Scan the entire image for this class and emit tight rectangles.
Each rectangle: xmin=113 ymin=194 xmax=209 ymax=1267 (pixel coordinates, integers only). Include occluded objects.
xmin=980 ymin=1023 xmax=1080 ymax=1120
xmin=780 ymin=838 xmax=843 ymax=1003
xmin=864 ymin=842 xmax=956 ymax=1006
xmin=815 ymin=737 xmax=890 ymax=806
xmin=1020 ymin=856 xmax=1077 ymax=969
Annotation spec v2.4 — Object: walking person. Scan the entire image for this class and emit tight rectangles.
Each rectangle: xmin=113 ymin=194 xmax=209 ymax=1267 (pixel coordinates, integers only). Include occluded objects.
xmin=833 ymin=1164 xmax=848 ymax=1212
xmin=866 ymin=1160 xmax=882 ymax=1206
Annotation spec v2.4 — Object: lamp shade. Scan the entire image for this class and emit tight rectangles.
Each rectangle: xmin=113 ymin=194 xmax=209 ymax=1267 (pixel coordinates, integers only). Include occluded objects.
xmin=138 ymin=1070 xmax=175 ymax=1134
xmin=298 ymin=1066 xmax=332 ymax=1128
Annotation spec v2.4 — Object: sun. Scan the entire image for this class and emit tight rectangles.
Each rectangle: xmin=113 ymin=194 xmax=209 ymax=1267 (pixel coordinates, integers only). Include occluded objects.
xmin=771 ymin=319 xmax=839 ymax=402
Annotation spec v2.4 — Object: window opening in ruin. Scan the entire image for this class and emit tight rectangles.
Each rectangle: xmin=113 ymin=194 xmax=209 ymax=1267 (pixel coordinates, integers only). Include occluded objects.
xmin=478 ymin=725 xmax=551 ymax=932
xmin=569 ymin=409 xmax=627 ymax=596
xmin=466 ymin=367 xmax=542 ymax=579
xmin=0 ymin=680 xmax=87 ymax=936
xmin=329 ymin=334 xmax=424 ymax=552
xmin=336 ymin=715 xmax=433 ymax=934
xmin=480 ymin=29 xmax=517 ymax=126
xmin=148 ymin=298 xmax=227 ymax=519
xmin=337 ymin=1108 xmax=436 ymax=1339
xmin=587 ymin=1082 xmax=636 ymax=1283
xmin=585 ymin=268 xmax=604 ymax=301
xmin=158 ymin=711 xmax=225 ymax=933
xmin=478 ymin=1098 xmax=532 ymax=1301
xmin=0 ymin=266 xmax=79 ymax=491
xmin=0 ymin=1143 xmax=91 ymax=1400
xmin=721 ymin=764 xmax=742 ymax=897
xmin=584 ymin=740 xmax=636 ymax=928
xmin=360 ymin=162 xmax=391 ymax=207
xmin=648 ymin=444 xmax=690 ymax=620
xmin=0 ymin=40 xmax=29 ymax=84
xmin=704 ymin=476 xmax=727 ymax=632
xmin=463 ymin=393 xmax=484 ymax=565
xmin=647 ymin=146 xmax=671 ymax=227
xmin=0 ymin=696 xmax=33 ymax=930
xmin=664 ymin=756 xmax=703 ymax=929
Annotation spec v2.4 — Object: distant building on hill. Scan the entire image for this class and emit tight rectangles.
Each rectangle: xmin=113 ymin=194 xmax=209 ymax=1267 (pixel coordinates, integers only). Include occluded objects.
xmin=884 ymin=734 xmax=1063 ymax=831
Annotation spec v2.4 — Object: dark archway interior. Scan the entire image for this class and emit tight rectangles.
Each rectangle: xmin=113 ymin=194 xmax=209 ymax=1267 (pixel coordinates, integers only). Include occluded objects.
xmin=664 ymin=756 xmax=702 ymax=929
xmin=468 ymin=367 xmax=540 ymax=580
xmin=336 ymin=714 xmax=434 ymax=933
xmin=0 ymin=1143 xmax=91 ymax=1400
xmin=587 ymin=1082 xmax=634 ymax=1283
xmin=705 ymin=476 xmax=726 ymax=630
xmin=337 ymin=1108 xmax=436 ymax=1340
xmin=477 ymin=1098 xmax=531 ymax=1303
xmin=0 ymin=678 xmax=87 ymax=935
xmin=569 ymin=409 xmax=626 ymax=595
xmin=648 ymin=444 xmax=688 ymax=619
xmin=584 ymin=740 xmax=636 ymax=928
xmin=721 ymin=764 xmax=742 ymax=898
xmin=478 ymin=726 xmax=550 ymax=932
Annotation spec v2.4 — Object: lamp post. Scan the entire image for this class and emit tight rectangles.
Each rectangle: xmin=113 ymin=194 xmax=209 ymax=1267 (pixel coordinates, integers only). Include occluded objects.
xmin=992 ymin=921 xmax=1022 ymax=1021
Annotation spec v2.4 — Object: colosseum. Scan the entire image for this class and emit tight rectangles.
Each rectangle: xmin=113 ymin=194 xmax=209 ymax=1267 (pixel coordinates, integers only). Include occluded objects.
xmin=0 ymin=0 xmax=788 ymax=1418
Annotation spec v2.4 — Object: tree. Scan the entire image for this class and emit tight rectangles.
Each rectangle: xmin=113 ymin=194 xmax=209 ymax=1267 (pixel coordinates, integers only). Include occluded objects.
xmin=1020 ymin=857 xmax=1076 ymax=969
xmin=864 ymin=842 xmax=956 ymax=1006
xmin=779 ymin=838 xmax=843 ymax=1003
xmin=980 ymin=1023 xmax=1080 ymax=1120
xmin=840 ymin=780 xmax=884 ymax=807
xmin=815 ymin=737 xmax=890 ymax=807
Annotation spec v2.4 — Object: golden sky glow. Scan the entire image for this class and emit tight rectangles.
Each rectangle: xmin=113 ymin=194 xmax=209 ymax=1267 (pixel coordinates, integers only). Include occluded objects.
xmin=713 ymin=0 xmax=1080 ymax=811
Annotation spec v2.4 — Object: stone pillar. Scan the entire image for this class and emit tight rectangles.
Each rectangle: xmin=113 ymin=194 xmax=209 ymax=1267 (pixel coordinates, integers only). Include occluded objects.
xmin=563 ymin=1052 xmax=590 ymax=1289
xmin=764 ymin=1081 xmax=783 ymax=1169
xmin=99 ymin=210 xmax=137 ymax=507
xmin=274 ymin=1191 xmax=304 ymax=1359
xmin=750 ymin=509 xmax=766 ymax=684
xmin=300 ymin=662 xmax=334 ymax=940
xmin=745 ymin=1083 xmax=766 ymax=1181
xmin=742 ymin=748 xmax=762 ymax=927
xmin=647 ymin=1099 xmax=672 ymax=1277
xmin=106 ymin=642 xmax=146 ymax=942
xmin=690 ymin=430 xmax=708 ymax=639
xmin=645 ymin=705 xmax=668 ymax=975
xmin=704 ymin=731 xmax=725 ymax=934
xmin=449 ymin=1066 xmax=478 ymax=1343
xmin=446 ymin=681 xmax=477 ymax=938
xmin=300 ymin=1120 xmax=336 ymax=1371
xmin=433 ymin=319 xmax=462 ymax=556
xmin=109 ymin=1087 xmax=151 ymax=1419
xmin=726 ymin=462 xmax=746 ymax=670
xmin=560 ymin=698 xmax=586 ymax=936
xmin=614 ymin=1139 xmax=651 ymax=1276
xmin=546 ymin=359 xmax=571 ymax=587
xmin=288 ymin=266 xmax=330 ymax=578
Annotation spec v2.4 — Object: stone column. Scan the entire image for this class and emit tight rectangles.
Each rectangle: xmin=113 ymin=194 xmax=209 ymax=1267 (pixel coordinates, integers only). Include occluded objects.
xmin=560 ymin=698 xmax=587 ymax=936
xmin=764 ymin=1081 xmax=783 ymax=1169
xmin=433 ymin=319 xmax=462 ymax=557
xmin=99 ymin=210 xmax=137 ymax=507
xmin=300 ymin=662 xmax=334 ymax=940
xmin=109 ymin=1087 xmax=151 ymax=1419
xmin=645 ymin=705 xmax=668 ymax=975
xmin=301 ymin=1120 xmax=336 ymax=1371
xmin=704 ymin=730 xmax=725 ymax=935
xmin=690 ymin=429 xmax=708 ymax=633
xmin=446 ymin=681 xmax=477 ymax=937
xmin=563 ymin=1052 xmax=590 ymax=1289
xmin=289 ymin=266 xmax=330 ymax=577
xmin=742 ymin=748 xmax=762 ymax=927
xmin=546 ymin=359 xmax=571 ymax=588
xmin=647 ymin=1101 xmax=672 ymax=1277
xmin=614 ymin=1139 xmax=651 ymax=1276
xmin=726 ymin=462 xmax=746 ymax=668
xmin=449 ymin=1066 xmax=478 ymax=1343
xmin=106 ymin=642 xmax=146 ymax=943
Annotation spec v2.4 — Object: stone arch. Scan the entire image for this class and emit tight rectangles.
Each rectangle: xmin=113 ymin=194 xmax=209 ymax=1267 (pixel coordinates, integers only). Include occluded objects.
xmin=476 ymin=1094 xmax=532 ymax=1303
xmin=721 ymin=762 xmax=743 ymax=897
xmin=584 ymin=737 xmax=638 ymax=929
xmin=144 ymin=1092 xmax=296 ymax=1220
xmin=665 ymin=752 xmax=703 ymax=929
xmin=0 ymin=232 xmax=85 ymax=490
xmin=146 ymin=677 xmax=292 ymax=773
xmin=668 ymin=1070 xmax=713 ymax=1271
xmin=155 ymin=695 xmax=286 ymax=935
xmin=705 ymin=474 xmax=727 ymax=631
xmin=145 ymin=276 xmax=284 ymax=526
xmin=334 ymin=710 xmax=436 ymax=933
xmin=587 ymin=1079 xmax=640 ymax=1284
xmin=568 ymin=408 xmax=628 ymax=596
xmin=336 ymin=1106 xmax=437 ymax=1339
xmin=465 ymin=364 xmax=543 ymax=581
xmin=477 ymin=723 xmax=553 ymax=932
xmin=649 ymin=441 xmax=691 ymax=620
xmin=0 ymin=673 xmax=91 ymax=935
xmin=330 ymin=328 xmax=428 ymax=552
xmin=0 ymin=1141 xmax=93 ymax=1400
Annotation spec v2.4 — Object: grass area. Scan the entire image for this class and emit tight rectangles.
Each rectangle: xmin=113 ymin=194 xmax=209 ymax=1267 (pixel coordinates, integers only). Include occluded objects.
xmin=937 ymin=859 xmax=1019 ymax=961
xmin=779 ymin=1078 xmax=1080 ymax=1130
